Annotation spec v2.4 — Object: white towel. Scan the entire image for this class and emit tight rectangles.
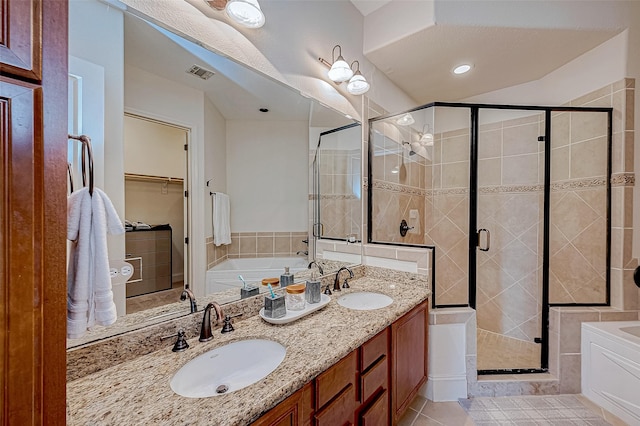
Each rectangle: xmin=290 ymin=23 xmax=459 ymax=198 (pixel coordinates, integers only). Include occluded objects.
xmin=213 ymin=192 xmax=231 ymax=246
xmin=67 ymin=187 xmax=124 ymax=339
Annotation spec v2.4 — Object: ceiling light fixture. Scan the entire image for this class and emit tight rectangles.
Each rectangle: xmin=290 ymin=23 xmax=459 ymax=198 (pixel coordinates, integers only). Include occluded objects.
xmin=326 ymin=45 xmax=353 ymax=83
xmin=453 ymin=64 xmax=472 ymax=75
xmin=396 ymin=113 xmax=415 ymax=126
xmin=346 ymin=60 xmax=370 ymax=95
xmin=318 ymin=46 xmax=371 ymax=95
xmin=225 ymin=0 xmax=265 ymax=28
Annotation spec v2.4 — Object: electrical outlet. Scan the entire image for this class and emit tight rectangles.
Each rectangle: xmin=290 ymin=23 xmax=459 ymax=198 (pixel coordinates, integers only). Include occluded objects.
xmin=121 ymin=265 xmax=133 ymax=276
xmin=109 ymin=268 xmax=119 ymax=278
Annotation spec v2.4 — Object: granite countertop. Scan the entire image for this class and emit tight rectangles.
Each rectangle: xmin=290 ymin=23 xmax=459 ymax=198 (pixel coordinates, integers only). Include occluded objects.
xmin=67 ymin=272 xmax=430 ymax=426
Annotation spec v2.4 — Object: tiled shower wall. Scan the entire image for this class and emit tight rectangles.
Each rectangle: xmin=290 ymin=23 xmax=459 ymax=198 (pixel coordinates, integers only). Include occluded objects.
xmin=319 ymin=149 xmax=362 ymax=240
xmin=475 ymin=112 xmax=545 ymax=342
xmin=370 ymin=129 xmax=428 ymax=246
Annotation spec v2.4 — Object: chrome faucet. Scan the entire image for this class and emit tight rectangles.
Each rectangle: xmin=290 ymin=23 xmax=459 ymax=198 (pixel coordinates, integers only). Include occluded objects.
xmin=199 ymin=301 xmax=223 ymax=342
xmin=333 ymin=266 xmax=354 ymax=292
xmin=308 ymin=260 xmax=324 ymax=275
xmin=180 ymin=288 xmax=197 ymax=313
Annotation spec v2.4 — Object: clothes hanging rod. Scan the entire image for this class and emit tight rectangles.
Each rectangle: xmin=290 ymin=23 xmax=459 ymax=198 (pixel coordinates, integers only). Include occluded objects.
xmin=124 ymin=173 xmax=184 ymax=184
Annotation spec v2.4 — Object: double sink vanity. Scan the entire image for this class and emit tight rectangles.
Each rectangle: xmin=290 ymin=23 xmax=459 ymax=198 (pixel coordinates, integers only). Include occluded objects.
xmin=66 ymin=266 xmax=430 ymax=425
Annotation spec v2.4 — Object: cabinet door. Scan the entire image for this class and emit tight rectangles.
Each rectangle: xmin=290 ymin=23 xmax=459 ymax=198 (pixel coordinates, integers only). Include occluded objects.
xmin=391 ymin=300 xmax=428 ymax=421
xmin=0 ymin=0 xmax=42 ymax=80
xmin=0 ymin=1 xmax=68 ymax=423
xmin=252 ymin=383 xmax=313 ymax=426
xmin=314 ymin=384 xmax=356 ymax=426
xmin=360 ymin=390 xmax=389 ymax=426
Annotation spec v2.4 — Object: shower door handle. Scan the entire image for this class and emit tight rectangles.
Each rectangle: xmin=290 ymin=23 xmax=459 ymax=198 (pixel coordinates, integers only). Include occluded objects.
xmin=477 ymin=228 xmax=490 ymax=252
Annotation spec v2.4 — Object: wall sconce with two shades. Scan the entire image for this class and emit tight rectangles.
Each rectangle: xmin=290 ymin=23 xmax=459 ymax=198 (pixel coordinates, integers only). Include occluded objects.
xmin=319 ymin=45 xmax=370 ymax=95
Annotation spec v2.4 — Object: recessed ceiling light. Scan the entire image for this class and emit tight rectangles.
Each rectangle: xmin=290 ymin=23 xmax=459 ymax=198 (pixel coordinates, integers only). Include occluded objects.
xmin=453 ymin=64 xmax=472 ymax=75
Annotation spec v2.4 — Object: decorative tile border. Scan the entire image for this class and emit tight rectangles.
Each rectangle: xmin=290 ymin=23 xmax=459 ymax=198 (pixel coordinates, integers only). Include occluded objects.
xmin=479 ymin=184 xmax=542 ymax=194
xmin=371 ymin=179 xmax=427 ymax=196
xmin=320 ymin=194 xmax=359 ymax=200
xmin=370 ymin=176 xmax=619 ymax=196
xmin=611 ymin=173 xmax=635 ymax=187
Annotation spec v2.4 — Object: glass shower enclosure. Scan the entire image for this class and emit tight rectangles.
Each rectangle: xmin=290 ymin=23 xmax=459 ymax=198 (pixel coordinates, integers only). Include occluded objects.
xmin=368 ymin=103 xmax=611 ymax=373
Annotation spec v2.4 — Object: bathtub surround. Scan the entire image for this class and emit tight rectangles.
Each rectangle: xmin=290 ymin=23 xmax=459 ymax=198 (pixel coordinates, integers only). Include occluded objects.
xmin=581 ymin=320 xmax=640 ymax=424
xmin=206 ymin=232 xmax=309 ymax=269
xmin=66 ymin=267 xmax=428 ymax=424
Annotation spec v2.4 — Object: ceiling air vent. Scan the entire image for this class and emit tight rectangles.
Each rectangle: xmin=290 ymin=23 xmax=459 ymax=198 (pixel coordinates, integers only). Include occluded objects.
xmin=186 ymin=65 xmax=215 ymax=80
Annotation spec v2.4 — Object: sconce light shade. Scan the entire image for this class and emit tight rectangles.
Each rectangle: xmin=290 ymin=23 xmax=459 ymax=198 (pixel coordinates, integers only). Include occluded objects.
xmin=396 ymin=113 xmax=415 ymax=126
xmin=347 ymin=73 xmax=370 ymax=94
xmin=419 ymin=125 xmax=434 ymax=146
xmin=327 ymin=45 xmax=353 ymax=83
xmin=347 ymin=61 xmax=369 ymax=95
xmin=225 ymin=0 xmax=265 ymax=28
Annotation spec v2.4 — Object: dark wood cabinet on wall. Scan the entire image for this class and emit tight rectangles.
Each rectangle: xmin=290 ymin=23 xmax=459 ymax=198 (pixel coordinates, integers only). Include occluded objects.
xmin=253 ymin=300 xmax=428 ymax=426
xmin=1 ymin=0 xmax=68 ymax=424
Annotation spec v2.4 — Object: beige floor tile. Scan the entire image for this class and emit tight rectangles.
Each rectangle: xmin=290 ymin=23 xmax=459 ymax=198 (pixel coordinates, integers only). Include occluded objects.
xmin=421 ymin=401 xmax=473 ymax=426
xmin=412 ymin=413 xmax=445 ymax=426
xmin=397 ymin=408 xmax=420 ymax=426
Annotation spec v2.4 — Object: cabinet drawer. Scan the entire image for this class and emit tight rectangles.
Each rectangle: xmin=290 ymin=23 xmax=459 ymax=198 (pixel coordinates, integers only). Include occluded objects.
xmin=360 ymin=389 xmax=389 ymax=426
xmin=361 ymin=328 xmax=388 ymax=370
xmin=315 ymin=384 xmax=355 ymax=426
xmin=361 ymin=356 xmax=387 ymax=403
xmin=316 ymin=350 xmax=357 ymax=409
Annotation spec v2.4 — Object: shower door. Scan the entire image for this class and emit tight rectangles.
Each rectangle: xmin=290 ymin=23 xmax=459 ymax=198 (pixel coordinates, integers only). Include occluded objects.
xmin=475 ymin=109 xmax=546 ymax=372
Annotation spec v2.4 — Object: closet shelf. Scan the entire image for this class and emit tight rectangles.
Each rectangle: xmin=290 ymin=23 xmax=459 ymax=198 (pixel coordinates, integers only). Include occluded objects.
xmin=124 ymin=173 xmax=184 ymax=185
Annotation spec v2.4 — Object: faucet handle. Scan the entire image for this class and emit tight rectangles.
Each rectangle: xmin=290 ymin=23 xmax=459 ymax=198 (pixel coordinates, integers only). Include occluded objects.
xmin=161 ymin=329 xmax=189 ymax=352
xmin=220 ymin=313 xmax=243 ymax=334
xmin=342 ymin=277 xmax=351 ymax=289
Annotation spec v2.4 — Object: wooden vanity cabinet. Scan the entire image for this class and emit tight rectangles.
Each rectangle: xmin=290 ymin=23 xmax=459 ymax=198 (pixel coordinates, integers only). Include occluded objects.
xmin=357 ymin=328 xmax=390 ymax=426
xmin=255 ymin=299 xmax=428 ymax=426
xmin=391 ymin=300 xmax=429 ymax=423
xmin=251 ymin=383 xmax=314 ymax=426
xmin=315 ymin=350 xmax=358 ymax=426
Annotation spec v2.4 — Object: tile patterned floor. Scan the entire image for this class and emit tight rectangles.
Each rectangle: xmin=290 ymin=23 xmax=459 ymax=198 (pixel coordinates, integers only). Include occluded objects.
xmin=126 ymin=285 xmax=184 ymax=314
xmin=398 ymin=394 xmax=627 ymax=426
xmin=477 ymin=329 xmax=540 ymax=371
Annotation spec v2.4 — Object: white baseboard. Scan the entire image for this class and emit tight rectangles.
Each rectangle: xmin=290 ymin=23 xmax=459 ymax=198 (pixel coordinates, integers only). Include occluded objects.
xmin=426 ymin=375 xmax=467 ymax=401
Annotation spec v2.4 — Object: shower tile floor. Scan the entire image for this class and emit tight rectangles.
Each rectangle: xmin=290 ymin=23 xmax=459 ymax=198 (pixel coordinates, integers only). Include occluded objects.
xmin=477 ymin=329 xmax=540 ymax=371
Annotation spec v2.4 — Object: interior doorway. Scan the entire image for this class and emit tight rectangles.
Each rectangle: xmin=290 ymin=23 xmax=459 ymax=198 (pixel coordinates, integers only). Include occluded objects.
xmin=123 ymin=113 xmax=190 ymax=314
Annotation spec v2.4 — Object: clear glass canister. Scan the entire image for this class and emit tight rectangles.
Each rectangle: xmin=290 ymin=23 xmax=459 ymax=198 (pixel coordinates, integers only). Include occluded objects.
xmin=285 ymin=284 xmax=306 ymax=311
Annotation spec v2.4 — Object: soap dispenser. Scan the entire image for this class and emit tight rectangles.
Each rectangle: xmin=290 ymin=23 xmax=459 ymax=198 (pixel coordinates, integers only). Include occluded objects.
xmin=280 ymin=266 xmax=294 ymax=287
xmin=305 ymin=271 xmax=322 ymax=304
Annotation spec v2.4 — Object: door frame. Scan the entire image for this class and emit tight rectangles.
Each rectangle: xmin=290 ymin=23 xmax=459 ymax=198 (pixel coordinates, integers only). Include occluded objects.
xmin=123 ymin=110 xmax=194 ymax=292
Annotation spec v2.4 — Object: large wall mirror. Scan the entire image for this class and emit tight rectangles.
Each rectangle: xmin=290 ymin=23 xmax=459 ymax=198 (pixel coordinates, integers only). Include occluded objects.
xmin=67 ymin=1 xmax=362 ymax=348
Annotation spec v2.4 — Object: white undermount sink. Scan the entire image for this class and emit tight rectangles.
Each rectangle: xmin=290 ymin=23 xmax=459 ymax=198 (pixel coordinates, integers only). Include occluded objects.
xmin=170 ymin=339 xmax=286 ymax=398
xmin=337 ymin=292 xmax=393 ymax=311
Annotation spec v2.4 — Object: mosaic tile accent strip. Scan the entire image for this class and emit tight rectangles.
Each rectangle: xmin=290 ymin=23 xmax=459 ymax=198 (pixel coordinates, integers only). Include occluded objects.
xmin=611 ymin=172 xmax=635 ymax=187
xmin=479 ymin=184 xmax=543 ymax=194
xmin=371 ymin=179 xmax=427 ymax=196
xmin=459 ymin=395 xmax=611 ymax=425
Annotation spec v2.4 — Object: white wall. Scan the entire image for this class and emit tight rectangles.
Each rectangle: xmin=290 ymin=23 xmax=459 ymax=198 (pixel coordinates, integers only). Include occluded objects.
xmin=123 ymin=116 xmax=186 ymax=178
xmin=463 ymin=30 xmax=627 ymax=106
xmin=69 ymin=0 xmax=125 ymax=261
xmin=119 ymin=0 xmax=416 ymax=119
xmin=204 ymin=97 xmax=228 ymax=238
xmin=124 ymin=64 xmax=208 ymax=295
xmin=226 ymin=120 xmax=309 ymax=232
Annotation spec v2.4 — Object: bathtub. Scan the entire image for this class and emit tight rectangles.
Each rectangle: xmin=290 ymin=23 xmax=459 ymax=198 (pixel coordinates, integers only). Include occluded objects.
xmin=581 ymin=321 xmax=640 ymax=425
xmin=205 ymin=257 xmax=308 ymax=294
